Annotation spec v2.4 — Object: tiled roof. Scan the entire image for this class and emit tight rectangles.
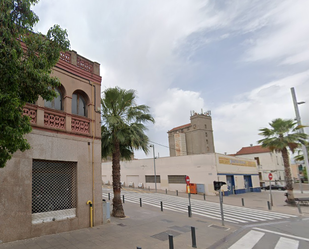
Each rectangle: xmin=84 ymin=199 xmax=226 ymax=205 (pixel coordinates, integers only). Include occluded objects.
xmin=235 ymin=145 xmax=271 ymax=155
xmin=168 ymin=123 xmax=191 ymax=133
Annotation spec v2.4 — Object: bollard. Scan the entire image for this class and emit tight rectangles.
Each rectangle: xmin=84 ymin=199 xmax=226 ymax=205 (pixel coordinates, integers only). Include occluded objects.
xmin=297 ymin=203 xmax=302 ymax=214
xmin=188 ymin=205 xmax=192 ymax=217
xmin=168 ymin=235 xmax=174 ymax=249
xmin=148 ymin=186 xmax=150 ymax=191
xmin=176 ymin=190 xmax=178 ymax=196
xmin=122 ymin=195 xmax=125 ymax=204
xmin=267 ymin=201 xmax=271 ymax=210
xmin=108 ymin=193 xmax=110 ymax=200
xmin=165 ymin=189 xmax=167 ymax=194
xmin=241 ymin=198 xmax=244 ymax=206
xmin=161 ymin=201 xmax=163 ymax=212
xmin=191 ymin=226 xmax=197 ymax=248
xmin=203 ymin=193 xmax=206 ymax=200
xmin=140 ymin=198 xmax=142 ymax=207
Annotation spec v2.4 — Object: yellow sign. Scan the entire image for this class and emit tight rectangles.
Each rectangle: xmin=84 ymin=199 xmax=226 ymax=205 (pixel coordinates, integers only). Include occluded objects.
xmin=187 ymin=185 xmax=191 ymax=193
xmin=218 ymin=156 xmax=256 ymax=167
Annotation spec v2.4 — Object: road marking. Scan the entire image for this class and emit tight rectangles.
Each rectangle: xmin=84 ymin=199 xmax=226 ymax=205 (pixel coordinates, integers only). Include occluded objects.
xmin=254 ymin=227 xmax=309 ymax=242
xmin=275 ymin=237 xmax=299 ymax=249
xmin=228 ymin=230 xmax=264 ymax=249
xmin=102 ymin=191 xmax=296 ymax=224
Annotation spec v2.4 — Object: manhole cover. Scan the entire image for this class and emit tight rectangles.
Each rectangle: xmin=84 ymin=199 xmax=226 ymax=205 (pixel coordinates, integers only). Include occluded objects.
xmin=151 ymin=230 xmax=181 ymax=241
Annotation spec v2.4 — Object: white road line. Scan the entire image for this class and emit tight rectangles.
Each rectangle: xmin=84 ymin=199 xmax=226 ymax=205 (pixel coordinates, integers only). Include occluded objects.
xmin=228 ymin=230 xmax=265 ymax=249
xmin=275 ymin=237 xmax=299 ymax=249
xmin=254 ymin=227 xmax=309 ymax=242
xmin=102 ymin=192 xmax=296 ymax=224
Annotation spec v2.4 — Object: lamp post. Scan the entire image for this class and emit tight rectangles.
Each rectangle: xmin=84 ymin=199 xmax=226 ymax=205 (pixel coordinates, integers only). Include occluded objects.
xmin=150 ymin=144 xmax=157 ymax=192
xmin=291 ymin=87 xmax=309 ymax=182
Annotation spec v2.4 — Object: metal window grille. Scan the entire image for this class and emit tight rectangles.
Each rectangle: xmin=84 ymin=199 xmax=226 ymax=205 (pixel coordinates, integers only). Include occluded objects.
xmin=145 ymin=175 xmax=161 ymax=183
xmin=32 ymin=160 xmax=77 ymax=214
xmin=168 ymin=175 xmax=186 ymax=184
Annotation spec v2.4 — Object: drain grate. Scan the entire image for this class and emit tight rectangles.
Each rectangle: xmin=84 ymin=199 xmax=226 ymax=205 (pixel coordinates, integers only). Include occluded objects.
xmin=117 ymin=223 xmax=126 ymax=227
xmin=151 ymin=230 xmax=181 ymax=241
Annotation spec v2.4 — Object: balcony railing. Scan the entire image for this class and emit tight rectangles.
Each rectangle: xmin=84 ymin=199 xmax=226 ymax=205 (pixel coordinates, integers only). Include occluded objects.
xmin=23 ymin=105 xmax=37 ymax=124
xmin=23 ymin=104 xmax=91 ymax=136
xmin=44 ymin=110 xmax=65 ymax=130
xmin=71 ymin=116 xmax=90 ymax=134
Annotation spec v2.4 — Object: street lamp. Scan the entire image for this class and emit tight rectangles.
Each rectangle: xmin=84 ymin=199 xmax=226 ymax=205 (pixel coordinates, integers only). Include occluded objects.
xmin=149 ymin=144 xmax=157 ymax=192
xmin=291 ymin=87 xmax=309 ymax=183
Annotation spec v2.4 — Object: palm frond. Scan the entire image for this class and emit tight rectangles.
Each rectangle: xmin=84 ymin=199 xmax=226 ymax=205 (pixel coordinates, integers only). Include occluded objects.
xmin=100 ymin=87 xmax=155 ymax=160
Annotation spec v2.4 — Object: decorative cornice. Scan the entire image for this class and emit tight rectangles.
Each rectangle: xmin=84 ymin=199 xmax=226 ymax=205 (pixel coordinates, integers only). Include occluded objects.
xmin=55 ymin=59 xmax=101 ymax=85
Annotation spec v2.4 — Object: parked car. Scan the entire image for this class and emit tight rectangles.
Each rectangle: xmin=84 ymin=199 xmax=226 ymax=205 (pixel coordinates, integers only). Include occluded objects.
xmin=263 ymin=184 xmax=287 ymax=190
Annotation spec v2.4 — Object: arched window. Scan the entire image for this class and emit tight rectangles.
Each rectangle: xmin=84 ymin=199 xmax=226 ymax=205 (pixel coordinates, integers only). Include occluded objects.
xmin=72 ymin=93 xmax=86 ymax=116
xmin=45 ymin=88 xmax=62 ymax=110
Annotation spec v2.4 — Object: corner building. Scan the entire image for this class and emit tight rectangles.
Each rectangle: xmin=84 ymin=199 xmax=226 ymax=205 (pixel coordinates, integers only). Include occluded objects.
xmin=0 ymin=50 xmax=102 ymax=242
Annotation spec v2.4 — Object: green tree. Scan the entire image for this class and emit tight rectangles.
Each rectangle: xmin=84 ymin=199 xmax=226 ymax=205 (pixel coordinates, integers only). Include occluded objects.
xmin=258 ymin=118 xmax=308 ymax=204
xmin=0 ymin=0 xmax=70 ymax=168
xmin=101 ymin=87 xmax=155 ymax=217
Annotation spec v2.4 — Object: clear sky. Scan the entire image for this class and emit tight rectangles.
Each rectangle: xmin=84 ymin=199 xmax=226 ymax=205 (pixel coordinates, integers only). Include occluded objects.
xmin=32 ymin=0 xmax=309 ymax=158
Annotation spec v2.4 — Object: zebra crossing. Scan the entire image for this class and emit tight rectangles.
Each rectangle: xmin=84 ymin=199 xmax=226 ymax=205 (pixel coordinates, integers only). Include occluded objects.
xmin=228 ymin=228 xmax=309 ymax=249
xmin=102 ymin=190 xmax=296 ymax=224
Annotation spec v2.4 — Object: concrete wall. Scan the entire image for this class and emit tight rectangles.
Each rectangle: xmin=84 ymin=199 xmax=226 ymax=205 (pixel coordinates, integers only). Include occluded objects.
xmin=102 ymin=154 xmax=218 ymax=195
xmin=102 ymin=153 xmax=261 ymax=196
xmin=0 ymin=130 xmax=102 ymax=243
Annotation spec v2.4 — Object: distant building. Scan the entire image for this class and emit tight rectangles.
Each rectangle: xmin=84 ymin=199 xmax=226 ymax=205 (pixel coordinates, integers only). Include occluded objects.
xmin=0 ymin=50 xmax=102 ymax=243
xmin=103 ymin=113 xmax=262 ymax=196
xmin=102 ymin=153 xmax=260 ymax=196
xmin=167 ymin=111 xmax=215 ymax=156
xmin=235 ymin=145 xmax=285 ymax=186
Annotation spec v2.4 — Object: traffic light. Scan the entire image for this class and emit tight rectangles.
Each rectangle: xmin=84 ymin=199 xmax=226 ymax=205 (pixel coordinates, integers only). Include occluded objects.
xmin=213 ymin=181 xmax=226 ymax=191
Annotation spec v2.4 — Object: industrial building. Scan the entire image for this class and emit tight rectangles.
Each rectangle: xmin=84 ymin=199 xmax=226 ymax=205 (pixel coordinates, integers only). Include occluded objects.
xmin=102 ymin=112 xmax=261 ymax=196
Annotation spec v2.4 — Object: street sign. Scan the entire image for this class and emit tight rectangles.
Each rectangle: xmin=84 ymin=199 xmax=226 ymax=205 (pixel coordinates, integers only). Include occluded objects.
xmin=268 ymin=173 xmax=273 ymax=180
xmin=185 ymin=175 xmax=190 ymax=185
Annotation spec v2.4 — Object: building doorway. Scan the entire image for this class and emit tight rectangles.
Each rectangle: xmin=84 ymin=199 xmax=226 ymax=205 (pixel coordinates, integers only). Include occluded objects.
xmin=226 ymin=175 xmax=235 ymax=195
xmin=244 ymin=175 xmax=252 ymax=192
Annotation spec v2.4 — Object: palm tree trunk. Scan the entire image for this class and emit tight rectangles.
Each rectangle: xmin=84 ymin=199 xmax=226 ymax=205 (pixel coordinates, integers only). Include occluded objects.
xmin=112 ymin=139 xmax=125 ymax=217
xmin=282 ymin=147 xmax=295 ymax=205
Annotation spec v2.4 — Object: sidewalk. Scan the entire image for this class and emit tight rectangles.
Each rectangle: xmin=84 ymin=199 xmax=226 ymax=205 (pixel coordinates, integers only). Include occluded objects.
xmin=0 ymin=201 xmax=236 ymax=249
xmin=1 ymin=188 xmax=307 ymax=249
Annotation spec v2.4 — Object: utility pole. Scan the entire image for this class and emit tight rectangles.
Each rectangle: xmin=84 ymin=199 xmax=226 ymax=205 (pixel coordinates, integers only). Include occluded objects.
xmin=291 ymin=87 xmax=309 ymax=181
xmin=150 ymin=145 xmax=157 ymax=192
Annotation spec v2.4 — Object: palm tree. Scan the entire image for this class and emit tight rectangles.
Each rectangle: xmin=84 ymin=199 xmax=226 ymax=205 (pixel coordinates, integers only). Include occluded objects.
xmin=258 ymin=118 xmax=308 ymax=204
xmin=294 ymin=144 xmax=309 ymax=163
xmin=101 ymin=87 xmax=155 ymax=217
